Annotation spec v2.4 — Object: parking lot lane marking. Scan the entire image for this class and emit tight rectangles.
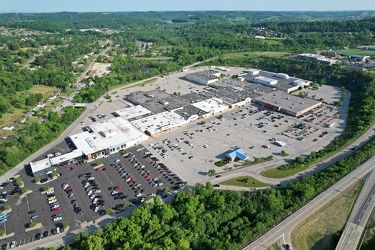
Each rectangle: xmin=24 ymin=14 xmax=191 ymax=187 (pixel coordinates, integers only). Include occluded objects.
xmin=25 ymin=194 xmax=31 ymax=212
xmin=102 ymin=170 xmax=114 ymax=187
xmin=80 ymin=211 xmax=86 ymax=222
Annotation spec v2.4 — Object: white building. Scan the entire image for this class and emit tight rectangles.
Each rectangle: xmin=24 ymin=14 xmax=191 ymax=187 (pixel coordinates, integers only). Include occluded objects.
xmin=246 ymin=69 xmax=260 ymax=75
xmin=253 ymin=76 xmax=278 ymax=86
xmin=130 ymin=111 xmax=189 ymax=136
xmin=192 ymin=97 xmax=229 ymax=116
xmin=114 ymin=105 xmax=152 ymax=120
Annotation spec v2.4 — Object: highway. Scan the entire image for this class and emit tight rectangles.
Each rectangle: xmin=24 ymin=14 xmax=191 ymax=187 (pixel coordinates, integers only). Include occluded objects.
xmin=243 ymin=155 xmax=375 ymax=250
xmin=336 ymin=169 xmax=375 ymax=250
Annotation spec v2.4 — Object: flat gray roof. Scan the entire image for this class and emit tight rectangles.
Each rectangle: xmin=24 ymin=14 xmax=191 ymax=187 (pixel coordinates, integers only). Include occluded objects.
xmin=127 ymin=90 xmax=187 ymax=113
xmin=246 ymin=71 xmax=311 ymax=91
xmin=253 ymin=90 xmax=321 ymax=115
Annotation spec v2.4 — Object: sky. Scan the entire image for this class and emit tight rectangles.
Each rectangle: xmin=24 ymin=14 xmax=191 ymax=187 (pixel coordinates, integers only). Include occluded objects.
xmin=1 ymin=0 xmax=375 ymax=13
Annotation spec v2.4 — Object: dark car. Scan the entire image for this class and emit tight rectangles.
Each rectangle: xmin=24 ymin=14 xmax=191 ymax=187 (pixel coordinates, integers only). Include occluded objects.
xmin=28 ymin=209 xmax=36 ymax=214
xmin=43 ymin=230 xmax=49 ymax=237
xmin=213 ymin=184 xmax=220 ymax=187
xmin=2 ymin=243 xmax=7 ymax=250
xmin=35 ymin=232 xmax=41 ymax=240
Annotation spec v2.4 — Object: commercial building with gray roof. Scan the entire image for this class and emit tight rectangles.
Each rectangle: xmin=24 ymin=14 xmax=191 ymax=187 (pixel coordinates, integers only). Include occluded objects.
xmin=252 ymin=90 xmax=322 ymax=117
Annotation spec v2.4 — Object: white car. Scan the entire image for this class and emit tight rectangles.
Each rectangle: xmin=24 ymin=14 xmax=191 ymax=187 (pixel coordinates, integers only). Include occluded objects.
xmin=56 ymin=227 xmax=61 ymax=234
xmin=46 ymin=190 xmax=54 ymax=195
xmin=90 ymin=194 xmax=96 ymax=200
xmin=53 ymin=216 xmax=62 ymax=221
xmin=86 ymin=190 xmax=93 ymax=196
xmin=48 ymin=199 xmax=57 ymax=204
xmin=94 ymin=206 xmax=99 ymax=212
xmin=54 ymin=152 xmax=62 ymax=156
xmin=50 ymin=204 xmax=60 ymax=209
xmin=9 ymin=241 xmax=16 ymax=248
xmin=94 ymin=189 xmax=101 ymax=193
xmin=87 ymin=177 xmax=95 ymax=181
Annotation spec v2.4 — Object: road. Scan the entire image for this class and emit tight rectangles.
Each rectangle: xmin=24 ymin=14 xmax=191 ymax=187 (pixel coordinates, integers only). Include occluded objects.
xmin=54 ymin=47 xmax=111 ymax=113
xmin=336 ymin=169 xmax=375 ymax=250
xmin=243 ymin=155 xmax=375 ymax=250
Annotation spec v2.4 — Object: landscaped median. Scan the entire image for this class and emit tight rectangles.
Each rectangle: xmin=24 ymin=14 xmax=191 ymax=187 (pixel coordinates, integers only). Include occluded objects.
xmin=261 ymin=165 xmax=310 ymax=178
xmin=220 ymin=176 xmax=270 ymax=188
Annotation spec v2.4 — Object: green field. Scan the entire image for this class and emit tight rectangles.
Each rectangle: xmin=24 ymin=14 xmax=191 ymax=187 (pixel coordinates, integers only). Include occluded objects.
xmin=336 ymin=49 xmax=375 ymax=56
xmin=292 ymin=182 xmax=362 ymax=250
xmin=220 ymin=176 xmax=270 ymax=188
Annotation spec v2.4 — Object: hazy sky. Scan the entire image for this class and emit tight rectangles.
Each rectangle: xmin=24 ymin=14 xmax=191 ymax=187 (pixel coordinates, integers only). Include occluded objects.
xmin=2 ymin=0 xmax=374 ymax=13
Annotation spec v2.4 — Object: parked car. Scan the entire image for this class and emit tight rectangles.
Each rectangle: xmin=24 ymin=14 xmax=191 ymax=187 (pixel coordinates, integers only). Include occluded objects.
xmin=51 ymin=207 xmax=61 ymax=212
xmin=53 ymin=216 xmax=62 ymax=221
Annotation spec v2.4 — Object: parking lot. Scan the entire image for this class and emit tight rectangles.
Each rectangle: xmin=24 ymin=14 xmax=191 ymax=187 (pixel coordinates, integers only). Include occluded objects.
xmin=142 ymin=99 xmax=344 ymax=184
xmin=0 ymin=145 xmax=180 ymax=247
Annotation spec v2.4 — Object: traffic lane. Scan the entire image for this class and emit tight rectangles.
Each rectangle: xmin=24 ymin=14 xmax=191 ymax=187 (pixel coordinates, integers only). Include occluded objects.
xmin=2 ymin=190 xmax=30 ymax=239
xmin=65 ymin=172 xmax=101 ymax=223
xmin=5 ymin=200 xmax=32 ymax=245
xmin=90 ymin=167 xmax=122 ymax=212
xmin=49 ymin=181 xmax=81 ymax=229
xmin=353 ymin=181 xmax=375 ymax=225
xmin=52 ymin=167 xmax=92 ymax=224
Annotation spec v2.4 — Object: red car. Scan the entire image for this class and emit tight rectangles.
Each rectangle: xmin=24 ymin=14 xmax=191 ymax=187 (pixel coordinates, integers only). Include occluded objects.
xmin=127 ymin=181 xmax=133 ymax=185
xmin=114 ymin=186 xmax=121 ymax=190
xmin=65 ymin=187 xmax=71 ymax=192
xmin=52 ymin=207 xmax=61 ymax=212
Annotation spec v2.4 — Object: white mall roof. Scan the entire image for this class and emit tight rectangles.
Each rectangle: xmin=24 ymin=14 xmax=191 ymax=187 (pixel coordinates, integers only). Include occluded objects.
xmin=114 ymin=105 xmax=152 ymax=120
xmin=30 ymin=158 xmax=52 ymax=174
xmin=70 ymin=117 xmax=148 ymax=154
xmin=192 ymin=97 xmax=229 ymax=113
xmin=130 ymin=111 xmax=188 ymax=134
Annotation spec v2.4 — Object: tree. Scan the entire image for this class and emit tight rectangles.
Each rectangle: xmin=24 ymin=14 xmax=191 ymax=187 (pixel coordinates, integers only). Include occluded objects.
xmin=62 ymin=221 xmax=69 ymax=229
xmin=208 ymin=169 xmax=216 ymax=175
xmin=35 ymin=93 xmax=44 ymax=102
xmin=35 ymin=178 xmax=41 ymax=183
xmin=295 ymin=156 xmax=305 ymax=164
xmin=0 ymin=230 xmax=5 ymax=236
xmin=22 ymin=188 xmax=29 ymax=194
xmin=51 ymin=172 xmax=57 ymax=177
xmin=106 ymin=208 xmax=113 ymax=215
xmin=26 ymin=94 xmax=37 ymax=106
xmin=42 ymin=186 xmax=49 ymax=191
xmin=4 ymin=205 xmax=11 ymax=210
xmin=29 ymin=222 xmax=37 ymax=228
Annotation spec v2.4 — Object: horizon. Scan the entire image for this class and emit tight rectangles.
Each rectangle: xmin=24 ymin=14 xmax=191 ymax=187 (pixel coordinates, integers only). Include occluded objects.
xmin=2 ymin=0 xmax=375 ymax=13
xmin=2 ymin=10 xmax=375 ymax=14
